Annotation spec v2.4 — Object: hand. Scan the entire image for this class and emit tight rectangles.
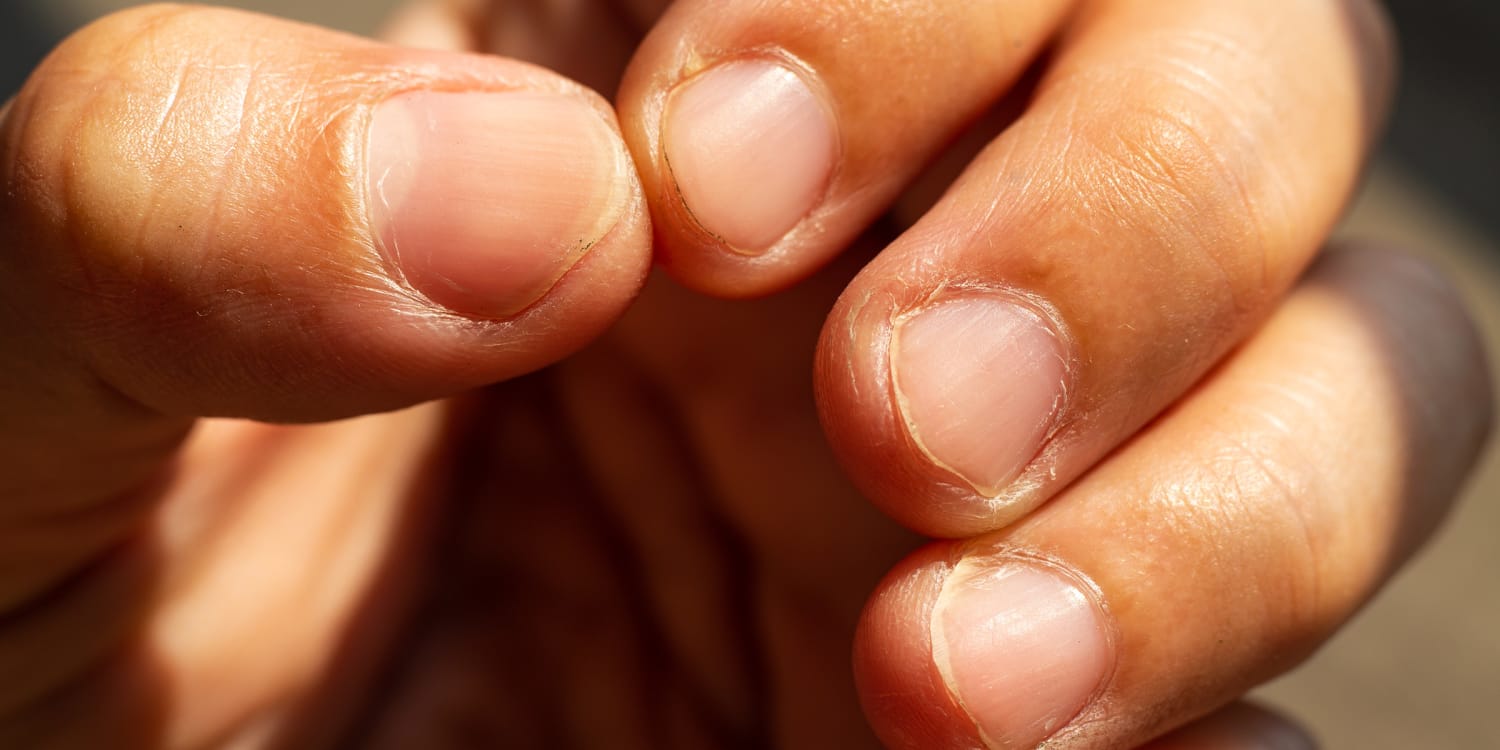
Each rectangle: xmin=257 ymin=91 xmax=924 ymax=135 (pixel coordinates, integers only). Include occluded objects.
xmin=0 ymin=2 xmax=1489 ymax=749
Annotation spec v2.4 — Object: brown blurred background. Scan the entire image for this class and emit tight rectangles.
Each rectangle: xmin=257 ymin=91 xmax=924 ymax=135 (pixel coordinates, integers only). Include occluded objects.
xmin=4 ymin=1 xmax=1496 ymax=747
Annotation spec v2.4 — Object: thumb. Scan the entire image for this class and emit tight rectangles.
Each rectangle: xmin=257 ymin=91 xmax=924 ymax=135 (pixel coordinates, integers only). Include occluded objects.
xmin=0 ymin=4 xmax=649 ymax=506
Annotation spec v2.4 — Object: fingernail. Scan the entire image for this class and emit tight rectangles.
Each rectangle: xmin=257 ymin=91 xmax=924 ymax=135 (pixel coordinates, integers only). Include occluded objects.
xmin=892 ymin=295 xmax=1068 ymax=497
xmin=663 ymin=59 xmax=837 ymax=254
xmin=368 ymin=91 xmax=627 ymax=318
xmin=932 ymin=560 xmax=1111 ymax=749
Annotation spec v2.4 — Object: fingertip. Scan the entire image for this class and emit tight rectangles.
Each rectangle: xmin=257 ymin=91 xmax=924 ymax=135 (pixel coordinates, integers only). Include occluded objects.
xmin=620 ymin=36 xmax=846 ymax=299
xmin=930 ymin=558 xmax=1111 ymax=748
xmin=857 ymin=541 xmax=1121 ymax=750
xmin=891 ymin=293 xmax=1070 ymax=498
xmin=346 ymin=75 xmax=655 ymax=413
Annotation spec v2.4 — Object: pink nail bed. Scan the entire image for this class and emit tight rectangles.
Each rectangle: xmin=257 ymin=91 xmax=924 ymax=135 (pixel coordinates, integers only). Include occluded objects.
xmin=663 ymin=59 xmax=837 ymax=254
xmin=368 ymin=91 xmax=627 ymax=318
xmin=892 ymin=293 xmax=1070 ymax=497
xmin=932 ymin=558 xmax=1111 ymax=748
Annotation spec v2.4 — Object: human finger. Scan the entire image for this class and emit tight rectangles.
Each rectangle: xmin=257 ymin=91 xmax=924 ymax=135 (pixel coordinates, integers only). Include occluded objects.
xmin=853 ymin=244 xmax=1492 ymax=748
xmin=0 ymin=2 xmax=647 ymax=611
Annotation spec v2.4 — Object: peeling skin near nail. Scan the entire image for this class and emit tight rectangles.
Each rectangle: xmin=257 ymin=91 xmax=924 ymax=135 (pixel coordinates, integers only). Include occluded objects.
xmin=843 ymin=289 xmax=880 ymax=402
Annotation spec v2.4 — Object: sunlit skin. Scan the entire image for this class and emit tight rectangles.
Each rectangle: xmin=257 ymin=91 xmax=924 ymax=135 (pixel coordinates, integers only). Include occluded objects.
xmin=0 ymin=1 xmax=1490 ymax=749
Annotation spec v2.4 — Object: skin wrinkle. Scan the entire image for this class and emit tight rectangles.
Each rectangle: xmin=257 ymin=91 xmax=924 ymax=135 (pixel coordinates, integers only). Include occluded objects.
xmin=1152 ymin=30 xmax=1284 ymax=273
xmin=144 ymin=60 xmax=188 ymax=158
xmin=1130 ymin=76 xmax=1274 ymax=310
xmin=1212 ymin=435 xmax=1324 ymax=628
xmin=1098 ymin=282 xmax=1446 ymax=744
xmin=343 ymin=89 xmax=432 ymax=313
xmin=840 ymin=289 xmax=877 ymax=402
xmin=59 ymin=8 xmax=643 ymax=417
xmin=176 ymin=54 xmax=254 ymax=284
xmin=131 ymin=57 xmax=198 ymax=303
xmin=516 ymin=384 xmax=687 ymax=747
xmin=1047 ymin=13 xmax=1327 ymax=325
xmin=539 ymin=428 xmax=680 ymax=748
xmin=1040 ymin=431 xmax=1328 ymax=749
xmin=0 ymin=492 xmax=154 ymax=612
xmin=1073 ymin=101 xmax=1253 ymax=318
xmin=273 ymin=58 xmax=333 ymax=162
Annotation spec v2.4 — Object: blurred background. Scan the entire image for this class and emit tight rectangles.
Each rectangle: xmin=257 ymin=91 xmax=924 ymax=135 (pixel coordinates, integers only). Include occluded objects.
xmin=4 ymin=1 xmax=1496 ymax=747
